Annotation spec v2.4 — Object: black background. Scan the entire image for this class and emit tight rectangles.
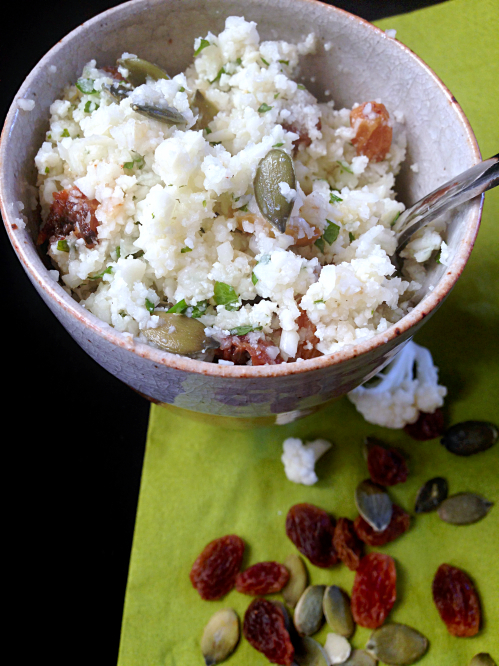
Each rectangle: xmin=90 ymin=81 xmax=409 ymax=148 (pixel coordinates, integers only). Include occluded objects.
xmin=1 ymin=1 xmax=445 ymax=663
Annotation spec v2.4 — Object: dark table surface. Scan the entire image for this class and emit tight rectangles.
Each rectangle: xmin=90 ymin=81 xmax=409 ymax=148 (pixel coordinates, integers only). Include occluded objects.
xmin=1 ymin=1 xmax=446 ymax=662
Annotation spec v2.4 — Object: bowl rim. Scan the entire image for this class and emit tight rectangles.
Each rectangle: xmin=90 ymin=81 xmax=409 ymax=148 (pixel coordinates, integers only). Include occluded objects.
xmin=0 ymin=0 xmax=483 ymax=380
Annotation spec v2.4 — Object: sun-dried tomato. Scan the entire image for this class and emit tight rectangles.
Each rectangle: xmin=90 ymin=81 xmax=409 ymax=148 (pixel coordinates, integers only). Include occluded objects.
xmin=351 ymin=553 xmax=397 ymax=628
xmin=243 ymin=599 xmax=295 ymax=665
xmin=333 ymin=517 xmax=364 ymax=570
xmin=354 ymin=504 xmax=411 ymax=547
xmin=236 ymin=562 xmax=289 ymax=596
xmin=432 ymin=564 xmax=481 ymax=637
xmin=404 ymin=408 xmax=445 ymax=441
xmin=37 ymin=186 xmax=100 ymax=248
xmin=214 ymin=335 xmax=284 ymax=366
xmin=296 ymin=311 xmax=322 ymax=360
xmin=350 ymin=102 xmax=392 ymax=162
xmin=189 ymin=534 xmax=245 ymax=600
xmin=282 ymin=121 xmax=312 ymax=153
xmin=367 ymin=444 xmax=408 ymax=486
xmin=286 ymin=503 xmax=338 ymax=568
xmin=102 ymin=65 xmax=125 ymax=81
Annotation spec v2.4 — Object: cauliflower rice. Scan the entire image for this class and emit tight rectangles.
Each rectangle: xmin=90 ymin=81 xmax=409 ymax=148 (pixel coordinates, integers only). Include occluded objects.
xmin=35 ymin=16 xmax=448 ymax=364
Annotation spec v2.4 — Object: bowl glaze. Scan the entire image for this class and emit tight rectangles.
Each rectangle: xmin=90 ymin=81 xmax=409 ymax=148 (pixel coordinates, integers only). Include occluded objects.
xmin=0 ymin=0 xmax=482 ymax=426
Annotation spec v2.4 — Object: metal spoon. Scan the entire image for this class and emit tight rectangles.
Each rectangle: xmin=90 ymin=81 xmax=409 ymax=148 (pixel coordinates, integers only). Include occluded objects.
xmin=393 ymin=153 xmax=499 ymax=256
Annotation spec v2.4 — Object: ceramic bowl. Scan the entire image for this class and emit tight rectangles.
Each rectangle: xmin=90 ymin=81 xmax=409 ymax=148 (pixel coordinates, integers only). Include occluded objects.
xmin=0 ymin=0 xmax=481 ymax=427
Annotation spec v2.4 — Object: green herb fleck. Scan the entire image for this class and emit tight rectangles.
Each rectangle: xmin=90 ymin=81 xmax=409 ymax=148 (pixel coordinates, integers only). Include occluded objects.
xmin=323 ymin=219 xmax=340 ymax=245
xmin=44 ymin=166 xmax=50 ymax=174
xmin=178 ymin=86 xmax=185 ymax=93
xmin=257 ymin=103 xmax=272 ymax=114
xmin=236 ymin=57 xmax=242 ymax=66
xmin=181 ymin=246 xmax=192 ymax=253
xmin=134 ymin=221 xmax=142 ymax=226
xmin=251 ymin=272 xmax=258 ymax=285
xmin=336 ymin=160 xmax=353 ymax=174
xmin=124 ymin=153 xmax=145 ymax=170
xmin=214 ymin=282 xmax=239 ymax=306
xmin=297 ymin=84 xmax=306 ymax=90
xmin=210 ymin=67 xmax=226 ymax=84
xmin=61 ymin=129 xmax=70 ymax=138
xmin=272 ymin=142 xmax=284 ymax=148
xmin=76 ymin=78 xmax=98 ymax=94
xmin=349 ymin=232 xmax=355 ymax=243
xmin=205 ymin=127 xmax=212 ymax=135
xmin=167 ymin=299 xmax=188 ymax=314
xmin=233 ymin=196 xmax=240 ymax=202
xmin=47 ymin=134 xmax=51 ymax=139
xmin=314 ymin=299 xmax=325 ymax=304
xmin=89 ymin=266 xmax=113 ymax=280
xmin=435 ymin=251 xmax=442 ymax=264
xmin=84 ymin=100 xmax=92 ymax=113
xmin=194 ymin=38 xmax=210 ymax=56
xmin=115 ymin=246 xmax=121 ymax=259
xmin=202 ymin=200 xmax=207 ymax=207
xmin=145 ymin=298 xmax=155 ymax=313
xmin=390 ymin=211 xmax=401 ymax=227
xmin=225 ymin=303 xmax=241 ymax=311
xmin=230 ymin=325 xmax=263 ymax=336
xmin=329 ymin=192 xmax=343 ymax=203
xmin=190 ymin=300 xmax=208 ymax=318
xmin=126 ymin=249 xmax=144 ymax=259
xmin=238 ymin=204 xmax=249 ymax=212
xmin=261 ymin=57 xmax=270 ymax=66
xmin=210 ymin=141 xmax=221 ymax=146
xmin=57 ymin=239 xmax=69 ymax=252
xmin=119 ymin=311 xmax=127 ymax=318
xmin=315 ymin=237 xmax=325 ymax=253
xmin=278 ymin=59 xmax=289 ymax=65
xmin=274 ymin=93 xmax=280 ymax=99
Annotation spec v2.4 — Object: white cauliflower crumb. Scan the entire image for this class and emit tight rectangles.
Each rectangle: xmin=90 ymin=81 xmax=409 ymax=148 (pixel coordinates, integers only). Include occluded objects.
xmin=281 ymin=437 xmax=331 ymax=485
xmin=18 ymin=99 xmax=35 ymax=111
xmin=347 ymin=340 xmax=447 ymax=428
xmin=385 ymin=29 xmax=397 ymax=39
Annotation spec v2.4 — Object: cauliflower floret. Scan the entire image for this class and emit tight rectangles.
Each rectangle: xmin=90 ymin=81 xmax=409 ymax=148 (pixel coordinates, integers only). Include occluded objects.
xmin=347 ymin=341 xmax=447 ymax=428
xmin=281 ymin=438 xmax=331 ymax=485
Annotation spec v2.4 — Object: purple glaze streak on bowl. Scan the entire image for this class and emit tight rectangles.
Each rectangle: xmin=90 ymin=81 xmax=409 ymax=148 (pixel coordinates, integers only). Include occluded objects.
xmin=0 ymin=0 xmax=482 ymax=425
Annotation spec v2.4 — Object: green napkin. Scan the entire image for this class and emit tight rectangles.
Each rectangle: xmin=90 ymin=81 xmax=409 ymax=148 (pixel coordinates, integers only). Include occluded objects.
xmin=118 ymin=0 xmax=499 ymax=664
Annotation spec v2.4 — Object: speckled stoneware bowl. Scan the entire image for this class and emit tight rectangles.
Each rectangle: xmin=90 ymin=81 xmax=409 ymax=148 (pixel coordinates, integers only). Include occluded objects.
xmin=1 ymin=0 xmax=482 ymax=427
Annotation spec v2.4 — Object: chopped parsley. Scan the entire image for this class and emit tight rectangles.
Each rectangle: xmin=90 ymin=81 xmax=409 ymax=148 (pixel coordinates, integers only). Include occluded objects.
xmin=194 ymin=38 xmax=210 ymax=56
xmin=181 ymin=247 xmax=192 ymax=253
xmin=278 ymin=59 xmax=289 ymax=65
xmin=230 ymin=325 xmax=263 ymax=336
xmin=390 ymin=211 xmax=401 ymax=227
xmin=435 ymin=251 xmax=442 ymax=264
xmin=214 ymin=281 xmax=239 ymax=306
xmin=236 ymin=57 xmax=242 ymax=65
xmin=167 ymin=299 xmax=188 ymax=314
xmin=315 ymin=237 xmax=325 ymax=253
xmin=349 ymin=232 xmax=355 ymax=243
xmin=205 ymin=127 xmax=212 ymax=135
xmin=178 ymin=86 xmax=185 ymax=93
xmin=336 ymin=160 xmax=353 ymax=174
xmin=274 ymin=93 xmax=280 ymax=99
xmin=297 ymin=84 xmax=306 ymax=90
xmin=57 ymin=239 xmax=69 ymax=252
xmin=190 ymin=300 xmax=208 ymax=318
xmin=123 ymin=153 xmax=145 ymax=170
xmin=126 ymin=249 xmax=144 ymax=259
xmin=314 ymin=299 xmax=325 ymax=304
xmin=44 ymin=167 xmax=50 ymax=174
xmin=261 ymin=57 xmax=270 ymax=66
xmin=89 ymin=266 xmax=113 ymax=280
xmin=251 ymin=272 xmax=258 ymax=285
xmin=84 ymin=100 xmax=99 ymax=113
xmin=238 ymin=204 xmax=249 ymax=212
xmin=134 ymin=221 xmax=142 ymax=226
xmin=210 ymin=67 xmax=226 ymax=84
xmin=273 ymin=142 xmax=284 ymax=148
xmin=329 ymin=192 xmax=343 ymax=203
xmin=202 ymin=200 xmax=207 ymax=207
xmin=323 ymin=219 xmax=341 ymax=245
xmin=60 ymin=129 xmax=70 ymax=138
xmin=119 ymin=311 xmax=127 ymax=318
xmin=257 ymin=103 xmax=272 ymax=114
xmin=76 ymin=78 xmax=98 ymax=94
xmin=115 ymin=246 xmax=121 ymax=259
xmin=145 ymin=298 xmax=155 ymax=313
xmin=209 ymin=141 xmax=221 ymax=146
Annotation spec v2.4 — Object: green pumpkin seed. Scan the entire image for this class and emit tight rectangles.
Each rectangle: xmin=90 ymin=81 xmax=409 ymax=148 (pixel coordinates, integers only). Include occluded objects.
xmin=117 ymin=57 xmax=170 ymax=86
xmin=131 ymin=103 xmax=186 ymax=125
xmin=414 ymin=477 xmax=448 ymax=514
xmin=324 ymin=633 xmax=352 ymax=664
xmin=143 ymin=312 xmax=209 ymax=355
xmin=340 ymin=649 xmax=377 ymax=666
xmin=469 ymin=654 xmax=497 ymax=666
xmin=437 ymin=493 xmax=493 ymax=525
xmin=281 ymin=553 xmax=308 ymax=609
xmin=294 ymin=585 xmax=325 ymax=636
xmin=103 ymin=82 xmax=134 ymax=101
xmin=323 ymin=586 xmax=354 ymax=638
xmin=254 ymin=149 xmax=295 ymax=233
xmin=441 ymin=421 xmax=498 ymax=456
xmin=192 ymin=89 xmax=218 ymax=130
xmin=200 ymin=608 xmax=239 ymax=665
xmin=294 ymin=637 xmax=330 ymax=666
xmin=355 ymin=479 xmax=393 ymax=532
xmin=366 ymin=623 xmax=428 ymax=665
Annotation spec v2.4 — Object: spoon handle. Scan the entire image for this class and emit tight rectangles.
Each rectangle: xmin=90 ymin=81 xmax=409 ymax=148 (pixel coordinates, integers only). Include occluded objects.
xmin=394 ymin=153 xmax=499 ymax=252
